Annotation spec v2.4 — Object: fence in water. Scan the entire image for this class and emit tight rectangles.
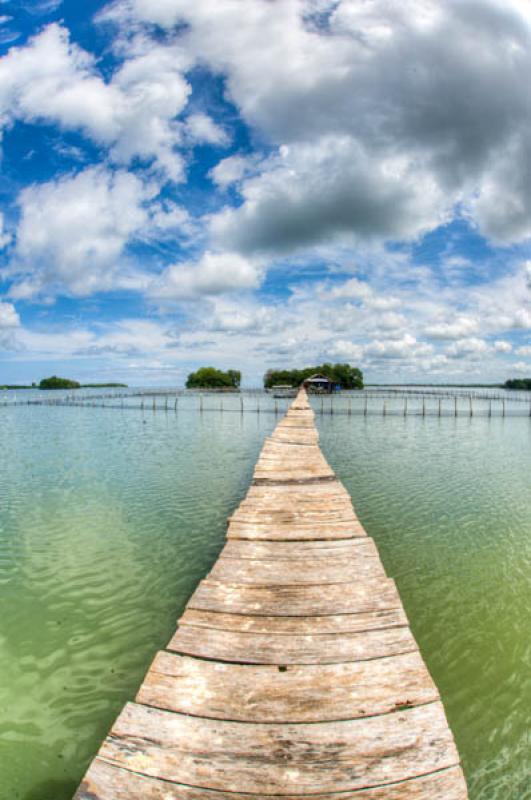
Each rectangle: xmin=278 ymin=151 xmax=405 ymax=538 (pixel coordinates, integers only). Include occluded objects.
xmin=3 ymin=387 xmax=531 ymax=418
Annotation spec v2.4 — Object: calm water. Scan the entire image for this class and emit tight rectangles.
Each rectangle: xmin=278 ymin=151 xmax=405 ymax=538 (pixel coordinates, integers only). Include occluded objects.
xmin=0 ymin=394 xmax=530 ymax=799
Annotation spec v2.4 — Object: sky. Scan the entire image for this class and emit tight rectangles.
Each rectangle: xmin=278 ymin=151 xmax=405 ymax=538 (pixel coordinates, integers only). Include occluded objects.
xmin=0 ymin=0 xmax=530 ymax=387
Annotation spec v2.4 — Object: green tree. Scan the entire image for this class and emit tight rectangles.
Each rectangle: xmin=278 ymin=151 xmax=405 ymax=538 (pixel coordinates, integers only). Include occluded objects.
xmin=186 ymin=367 xmax=241 ymax=389
xmin=227 ymin=369 xmax=241 ymax=388
xmin=39 ymin=376 xmax=81 ymax=390
xmin=505 ymin=378 xmax=531 ymax=390
xmin=264 ymin=363 xmax=363 ymax=390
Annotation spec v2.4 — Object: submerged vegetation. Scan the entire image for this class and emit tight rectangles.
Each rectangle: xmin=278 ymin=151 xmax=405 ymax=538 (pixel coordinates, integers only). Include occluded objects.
xmin=186 ymin=367 xmax=241 ymax=390
xmin=504 ymin=378 xmax=531 ymax=390
xmin=264 ymin=363 xmax=363 ymax=390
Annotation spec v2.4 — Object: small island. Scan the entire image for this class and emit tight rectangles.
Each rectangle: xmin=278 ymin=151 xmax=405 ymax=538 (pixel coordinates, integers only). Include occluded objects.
xmin=186 ymin=367 xmax=241 ymax=390
xmin=38 ymin=376 xmax=128 ymax=390
xmin=39 ymin=376 xmax=81 ymax=390
xmin=264 ymin=363 xmax=363 ymax=390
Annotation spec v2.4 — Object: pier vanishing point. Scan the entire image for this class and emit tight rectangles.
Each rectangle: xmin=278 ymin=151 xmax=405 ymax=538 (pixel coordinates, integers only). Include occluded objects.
xmin=75 ymin=387 xmax=468 ymax=799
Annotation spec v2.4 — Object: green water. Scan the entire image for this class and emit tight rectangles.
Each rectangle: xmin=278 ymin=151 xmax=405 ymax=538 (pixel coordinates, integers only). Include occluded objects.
xmin=0 ymin=397 xmax=529 ymax=799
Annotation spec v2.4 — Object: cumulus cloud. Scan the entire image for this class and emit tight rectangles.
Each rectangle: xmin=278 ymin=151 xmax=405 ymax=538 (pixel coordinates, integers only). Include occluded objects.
xmin=446 ymin=337 xmax=489 ymax=359
xmin=10 ymin=166 xmax=152 ymax=297
xmin=210 ymin=138 xmax=447 ymax=254
xmin=107 ymin=0 xmax=531 ymax=249
xmin=148 ymin=251 xmax=263 ymax=300
xmin=494 ymin=340 xmax=513 ymax=353
xmin=210 ymin=155 xmax=253 ymax=188
xmin=365 ymin=334 xmax=433 ymax=360
xmin=0 ymin=301 xmax=19 ymax=328
xmin=0 ymin=23 xmax=192 ymax=179
xmin=425 ymin=316 xmax=479 ymax=340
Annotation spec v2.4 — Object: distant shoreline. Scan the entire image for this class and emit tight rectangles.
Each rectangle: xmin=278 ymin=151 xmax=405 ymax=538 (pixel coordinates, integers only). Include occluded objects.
xmin=0 ymin=383 xmax=128 ymax=390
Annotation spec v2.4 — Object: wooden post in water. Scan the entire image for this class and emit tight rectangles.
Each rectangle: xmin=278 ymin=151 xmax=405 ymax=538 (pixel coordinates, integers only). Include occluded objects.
xmin=488 ymin=400 xmax=492 ymax=418
xmin=330 ymin=398 xmax=333 ymax=415
xmin=364 ymin=395 xmax=368 ymax=417
xmin=174 ymin=396 xmax=178 ymax=412
xmin=165 ymin=396 xmax=168 ymax=412
xmin=275 ymin=400 xmax=278 ymax=415
xmin=199 ymin=394 xmax=203 ymax=414
xmin=348 ymin=397 xmax=352 ymax=416
xmin=240 ymin=395 xmax=244 ymax=415
xmin=404 ymin=397 xmax=407 ymax=417
xmin=469 ymin=396 xmax=473 ymax=418
xmin=502 ymin=399 xmax=505 ymax=418
xmin=438 ymin=398 xmax=442 ymax=417
xmin=320 ymin=397 xmax=324 ymax=415
xmin=455 ymin=396 xmax=458 ymax=417
xmin=422 ymin=398 xmax=426 ymax=417
xmin=383 ymin=400 xmax=387 ymax=417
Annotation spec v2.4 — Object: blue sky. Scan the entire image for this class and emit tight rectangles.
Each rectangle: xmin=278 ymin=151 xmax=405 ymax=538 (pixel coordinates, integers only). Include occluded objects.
xmin=0 ymin=0 xmax=530 ymax=386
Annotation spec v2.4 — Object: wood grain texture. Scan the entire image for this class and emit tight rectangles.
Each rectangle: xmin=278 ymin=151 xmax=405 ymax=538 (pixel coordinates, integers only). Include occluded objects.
xmin=188 ymin=578 xmax=401 ymax=616
xmin=99 ymin=701 xmax=460 ymax=794
xmin=209 ymin=554 xmax=385 ymax=584
xmin=168 ymin=622 xmax=417 ymax=664
xmin=178 ymin=607 xmax=409 ymax=634
xmin=220 ymin=538 xmax=378 ymax=560
xmin=74 ymin=387 xmax=468 ymax=799
xmin=76 ymin=759 xmax=468 ymax=799
xmin=137 ymin=650 xmax=438 ymax=722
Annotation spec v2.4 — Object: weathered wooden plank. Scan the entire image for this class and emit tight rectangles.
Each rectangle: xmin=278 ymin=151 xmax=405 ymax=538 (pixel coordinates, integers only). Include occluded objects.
xmin=137 ymin=650 xmax=437 ymax=722
xmin=188 ymin=578 xmax=401 ymax=615
xmin=209 ymin=554 xmax=385 ymax=584
xmin=76 ymin=760 xmax=468 ymax=800
xmin=99 ymin=701 xmax=460 ymax=794
xmin=220 ymin=538 xmax=378 ymax=560
xmin=74 ymin=386 xmax=468 ymax=800
xmin=168 ymin=623 xmax=416 ymax=664
xmin=178 ymin=607 xmax=409 ymax=634
xmin=227 ymin=521 xmax=366 ymax=540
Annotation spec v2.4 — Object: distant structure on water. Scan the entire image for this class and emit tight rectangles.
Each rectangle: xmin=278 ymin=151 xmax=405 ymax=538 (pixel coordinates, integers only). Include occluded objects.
xmin=303 ymin=373 xmax=336 ymax=393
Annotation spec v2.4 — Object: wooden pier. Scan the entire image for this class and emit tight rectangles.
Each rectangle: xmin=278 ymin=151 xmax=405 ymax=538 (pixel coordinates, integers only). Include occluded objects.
xmin=74 ymin=388 xmax=468 ymax=799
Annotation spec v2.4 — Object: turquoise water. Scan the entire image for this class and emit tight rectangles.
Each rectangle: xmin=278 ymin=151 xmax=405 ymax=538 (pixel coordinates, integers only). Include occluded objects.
xmin=0 ymin=395 xmax=529 ymax=799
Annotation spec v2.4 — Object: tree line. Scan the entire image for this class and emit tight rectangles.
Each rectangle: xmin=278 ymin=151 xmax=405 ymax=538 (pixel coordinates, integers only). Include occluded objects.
xmin=504 ymin=378 xmax=531 ymax=390
xmin=184 ymin=363 xmax=363 ymax=389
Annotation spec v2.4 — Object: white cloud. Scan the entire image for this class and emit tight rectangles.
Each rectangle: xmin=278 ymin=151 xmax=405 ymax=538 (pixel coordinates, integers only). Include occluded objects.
xmin=210 ymin=155 xmax=252 ymax=188
xmin=365 ymin=334 xmax=433 ymax=360
xmin=210 ymin=137 xmax=447 ymax=254
xmin=0 ymin=23 xmax=192 ymax=179
xmin=184 ymin=112 xmax=229 ymax=146
xmin=512 ymin=361 xmax=531 ymax=373
xmin=326 ymin=339 xmax=364 ymax=362
xmin=148 ymin=251 xmax=263 ymax=300
xmin=446 ymin=337 xmax=489 ymax=359
xmin=328 ymin=277 xmax=372 ymax=301
xmin=425 ymin=316 xmax=479 ymax=340
xmin=0 ymin=301 xmax=19 ymax=328
xmin=494 ymin=340 xmax=513 ymax=353
xmin=10 ymin=166 xmax=152 ymax=297
xmin=108 ymin=0 xmax=531 ymax=248
xmin=515 ymin=344 xmax=531 ymax=356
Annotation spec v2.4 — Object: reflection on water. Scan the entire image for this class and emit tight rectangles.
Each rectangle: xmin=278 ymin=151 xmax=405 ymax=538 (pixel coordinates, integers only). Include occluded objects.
xmin=0 ymin=397 xmax=529 ymax=799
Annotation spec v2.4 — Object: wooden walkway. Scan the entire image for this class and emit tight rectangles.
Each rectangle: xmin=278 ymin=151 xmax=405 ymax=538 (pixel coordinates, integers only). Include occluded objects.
xmin=74 ymin=388 xmax=468 ymax=799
